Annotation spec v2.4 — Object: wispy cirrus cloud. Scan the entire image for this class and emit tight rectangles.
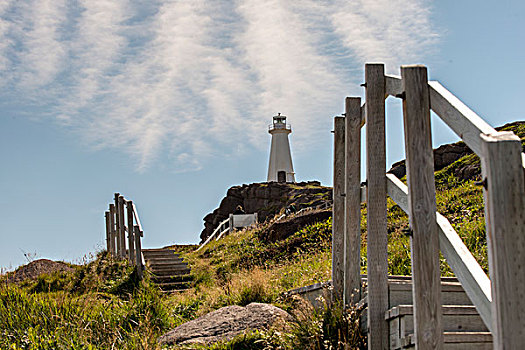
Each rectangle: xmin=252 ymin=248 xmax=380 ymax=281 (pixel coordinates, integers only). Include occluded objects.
xmin=0 ymin=0 xmax=439 ymax=171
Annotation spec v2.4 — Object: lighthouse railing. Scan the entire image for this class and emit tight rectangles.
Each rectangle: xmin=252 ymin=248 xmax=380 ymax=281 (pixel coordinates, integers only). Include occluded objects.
xmin=268 ymin=123 xmax=291 ymax=131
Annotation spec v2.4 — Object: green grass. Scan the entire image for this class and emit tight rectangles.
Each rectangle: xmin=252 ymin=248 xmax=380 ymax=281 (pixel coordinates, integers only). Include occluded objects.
xmin=2 ymin=128 xmax=508 ymax=348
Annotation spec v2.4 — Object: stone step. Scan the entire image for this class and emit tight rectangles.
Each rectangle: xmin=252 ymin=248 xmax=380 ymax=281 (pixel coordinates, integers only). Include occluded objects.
xmin=401 ymin=332 xmax=492 ymax=349
xmin=386 ymin=305 xmax=488 ymax=349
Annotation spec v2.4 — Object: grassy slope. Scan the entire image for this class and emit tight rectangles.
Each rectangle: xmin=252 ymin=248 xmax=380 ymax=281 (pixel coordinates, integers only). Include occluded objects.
xmin=1 ymin=122 xmax=523 ymax=349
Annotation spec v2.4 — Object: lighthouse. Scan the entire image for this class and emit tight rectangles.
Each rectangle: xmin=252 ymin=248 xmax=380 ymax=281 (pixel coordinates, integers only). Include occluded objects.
xmin=267 ymin=113 xmax=296 ymax=183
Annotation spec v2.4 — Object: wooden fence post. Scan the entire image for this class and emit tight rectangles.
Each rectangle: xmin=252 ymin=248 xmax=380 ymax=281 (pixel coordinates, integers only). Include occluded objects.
xmin=118 ymin=195 xmax=126 ymax=259
xmin=480 ymin=131 xmax=525 ymax=349
xmin=114 ymin=193 xmax=121 ymax=257
xmin=365 ymin=63 xmax=389 ymax=349
xmin=401 ymin=65 xmax=443 ymax=349
xmin=344 ymin=97 xmax=362 ymax=305
xmin=109 ymin=204 xmax=116 ymax=256
xmin=332 ymin=116 xmax=345 ymax=302
xmin=105 ymin=211 xmax=111 ymax=253
xmin=126 ymin=200 xmax=135 ymax=264
xmin=134 ymin=225 xmax=143 ymax=279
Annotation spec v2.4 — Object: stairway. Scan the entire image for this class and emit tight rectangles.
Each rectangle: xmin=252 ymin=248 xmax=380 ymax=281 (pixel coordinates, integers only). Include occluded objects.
xmin=362 ymin=276 xmax=492 ymax=349
xmin=142 ymin=249 xmax=192 ymax=292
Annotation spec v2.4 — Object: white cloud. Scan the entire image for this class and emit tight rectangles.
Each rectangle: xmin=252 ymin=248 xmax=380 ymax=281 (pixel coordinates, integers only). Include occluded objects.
xmin=331 ymin=0 xmax=439 ymax=72
xmin=0 ymin=0 xmax=439 ymax=171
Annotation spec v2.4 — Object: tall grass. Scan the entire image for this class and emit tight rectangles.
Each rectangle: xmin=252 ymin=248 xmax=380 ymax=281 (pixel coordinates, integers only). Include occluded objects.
xmin=0 ymin=256 xmax=171 ymax=349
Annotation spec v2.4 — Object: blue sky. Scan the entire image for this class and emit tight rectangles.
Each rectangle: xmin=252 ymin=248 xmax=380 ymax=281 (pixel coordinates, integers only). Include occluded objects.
xmin=1 ymin=0 xmax=524 ymax=270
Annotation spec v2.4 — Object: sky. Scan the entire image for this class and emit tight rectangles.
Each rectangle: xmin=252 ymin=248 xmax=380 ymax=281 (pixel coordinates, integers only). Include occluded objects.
xmin=1 ymin=0 xmax=524 ymax=270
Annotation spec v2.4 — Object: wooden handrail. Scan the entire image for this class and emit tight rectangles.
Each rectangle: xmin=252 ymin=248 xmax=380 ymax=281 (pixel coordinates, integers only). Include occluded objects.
xmin=385 ymin=174 xmax=492 ymax=331
xmin=104 ymin=193 xmax=144 ymax=278
xmin=385 ymin=74 xmax=525 ymax=169
xmin=131 ymin=202 xmax=143 ymax=234
xmin=197 ymin=217 xmax=230 ymax=251
xmin=340 ymin=63 xmax=525 ymax=348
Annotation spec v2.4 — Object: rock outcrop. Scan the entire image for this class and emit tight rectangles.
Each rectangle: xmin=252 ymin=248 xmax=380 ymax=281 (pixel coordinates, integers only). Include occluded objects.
xmin=261 ymin=209 xmax=332 ymax=242
xmin=200 ymin=181 xmax=331 ymax=243
xmin=158 ymin=303 xmax=290 ymax=346
xmin=388 ymin=121 xmax=524 ymax=180
xmin=388 ymin=141 xmax=472 ymax=179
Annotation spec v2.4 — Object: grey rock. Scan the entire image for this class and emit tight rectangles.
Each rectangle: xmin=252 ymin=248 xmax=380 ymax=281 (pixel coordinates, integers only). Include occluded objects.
xmin=158 ymin=303 xmax=290 ymax=345
xmin=200 ymin=181 xmax=331 ymax=243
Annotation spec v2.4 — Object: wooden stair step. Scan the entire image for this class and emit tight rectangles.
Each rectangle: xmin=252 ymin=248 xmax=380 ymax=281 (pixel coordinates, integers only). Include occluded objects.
xmin=145 ymin=257 xmax=184 ymax=263
xmin=387 ymin=305 xmax=488 ymax=349
xmin=142 ymin=252 xmax=180 ymax=259
xmin=155 ymin=280 xmax=191 ymax=291
xmin=149 ymin=263 xmax=189 ymax=271
xmin=150 ymin=268 xmax=191 ymax=276
xmin=147 ymin=260 xmax=185 ymax=266
xmin=152 ymin=275 xmax=193 ymax=283
xmin=401 ymin=332 xmax=492 ymax=349
xmin=142 ymin=248 xmax=179 ymax=253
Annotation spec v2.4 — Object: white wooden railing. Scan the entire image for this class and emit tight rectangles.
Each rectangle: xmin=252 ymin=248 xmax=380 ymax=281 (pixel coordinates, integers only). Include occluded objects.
xmin=332 ymin=64 xmax=525 ymax=349
xmin=197 ymin=213 xmax=258 ymax=251
xmin=104 ymin=192 xmax=144 ymax=278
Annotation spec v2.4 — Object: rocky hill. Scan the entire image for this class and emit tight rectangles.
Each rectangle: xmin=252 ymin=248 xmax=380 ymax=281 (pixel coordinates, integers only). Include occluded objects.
xmin=202 ymin=121 xmax=525 ymax=244
xmin=389 ymin=121 xmax=525 ymax=180
xmin=200 ymin=181 xmax=331 ymax=243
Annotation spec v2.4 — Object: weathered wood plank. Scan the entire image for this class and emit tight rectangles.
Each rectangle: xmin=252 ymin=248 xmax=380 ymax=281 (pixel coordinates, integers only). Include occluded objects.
xmin=134 ymin=225 xmax=143 ymax=278
xmin=332 ymin=116 xmax=345 ymax=302
xmin=385 ymin=74 xmax=403 ymax=97
xmin=344 ymin=97 xmax=362 ymax=305
xmin=391 ymin=76 xmax=525 ymax=170
xmin=480 ymin=131 xmax=525 ymax=349
xmin=131 ymin=202 xmax=143 ymax=232
xmin=105 ymin=211 xmax=111 ymax=253
xmin=401 ymin=65 xmax=443 ymax=349
xmin=109 ymin=204 xmax=116 ymax=256
xmin=360 ymin=103 xmax=366 ymax=127
xmin=386 ymin=173 xmax=492 ymax=331
xmin=428 ymin=81 xmax=496 ymax=157
xmin=126 ymin=200 xmax=135 ymax=264
xmin=114 ymin=193 xmax=121 ymax=257
xmin=365 ymin=63 xmax=389 ymax=349
xmin=118 ymin=195 xmax=126 ymax=259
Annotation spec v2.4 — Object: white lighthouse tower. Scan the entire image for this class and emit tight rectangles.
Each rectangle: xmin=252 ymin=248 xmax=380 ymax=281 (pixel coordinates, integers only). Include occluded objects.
xmin=267 ymin=113 xmax=296 ymax=183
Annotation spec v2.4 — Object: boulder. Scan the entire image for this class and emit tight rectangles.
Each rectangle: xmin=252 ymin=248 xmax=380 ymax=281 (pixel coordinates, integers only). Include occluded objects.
xmin=158 ymin=303 xmax=290 ymax=346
